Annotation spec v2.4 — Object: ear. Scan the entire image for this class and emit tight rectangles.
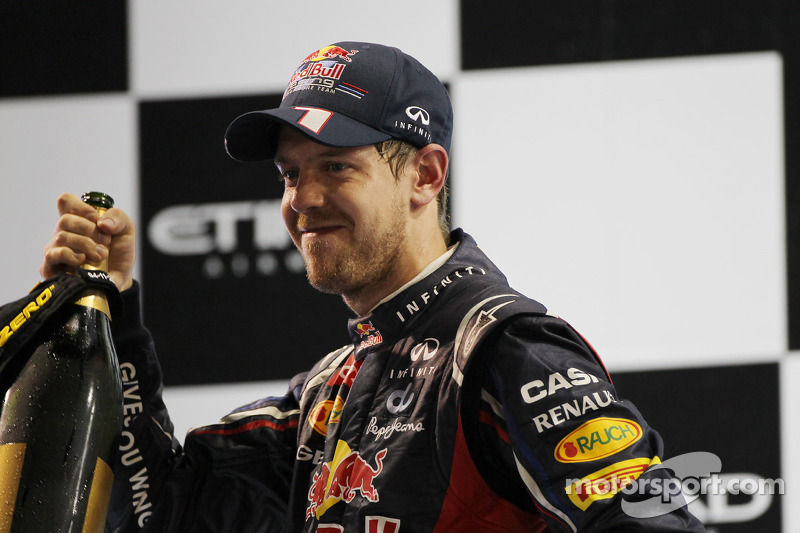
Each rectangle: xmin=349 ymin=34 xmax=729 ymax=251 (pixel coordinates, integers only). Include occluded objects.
xmin=409 ymin=144 xmax=448 ymax=208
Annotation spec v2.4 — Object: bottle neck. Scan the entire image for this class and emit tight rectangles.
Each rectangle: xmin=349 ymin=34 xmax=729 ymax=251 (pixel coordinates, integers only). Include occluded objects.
xmin=74 ymin=206 xmax=111 ymax=319
xmin=74 ymin=268 xmax=111 ymax=319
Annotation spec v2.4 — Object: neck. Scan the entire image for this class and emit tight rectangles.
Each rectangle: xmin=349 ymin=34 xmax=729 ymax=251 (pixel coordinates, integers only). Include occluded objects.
xmin=343 ymin=230 xmax=448 ymax=316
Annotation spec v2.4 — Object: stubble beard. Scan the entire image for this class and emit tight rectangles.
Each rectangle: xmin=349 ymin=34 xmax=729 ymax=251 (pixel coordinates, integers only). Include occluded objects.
xmin=296 ymin=196 xmax=407 ymax=303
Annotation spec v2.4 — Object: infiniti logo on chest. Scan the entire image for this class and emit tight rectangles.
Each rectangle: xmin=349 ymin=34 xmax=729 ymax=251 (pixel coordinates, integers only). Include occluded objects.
xmin=410 ymin=338 xmax=439 ymax=361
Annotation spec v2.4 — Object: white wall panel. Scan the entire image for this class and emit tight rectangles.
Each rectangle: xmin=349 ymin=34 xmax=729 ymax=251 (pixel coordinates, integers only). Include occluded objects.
xmin=453 ymin=52 xmax=785 ymax=371
xmin=132 ymin=0 xmax=460 ymax=98
xmin=0 ymin=95 xmax=138 ymax=302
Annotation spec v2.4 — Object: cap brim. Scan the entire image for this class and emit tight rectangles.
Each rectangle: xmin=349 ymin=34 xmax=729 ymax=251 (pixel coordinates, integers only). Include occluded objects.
xmin=225 ymin=107 xmax=392 ymax=162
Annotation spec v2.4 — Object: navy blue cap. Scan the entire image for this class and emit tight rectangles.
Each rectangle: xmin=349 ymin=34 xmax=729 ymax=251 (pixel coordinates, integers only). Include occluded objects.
xmin=225 ymin=42 xmax=453 ymax=162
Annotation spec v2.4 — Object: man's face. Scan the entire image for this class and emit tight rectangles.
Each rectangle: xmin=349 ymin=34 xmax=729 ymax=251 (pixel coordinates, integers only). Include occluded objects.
xmin=275 ymin=128 xmax=412 ymax=306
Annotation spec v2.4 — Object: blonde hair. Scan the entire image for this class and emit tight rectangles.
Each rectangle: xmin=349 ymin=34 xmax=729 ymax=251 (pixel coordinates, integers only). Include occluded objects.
xmin=377 ymin=139 xmax=450 ymax=241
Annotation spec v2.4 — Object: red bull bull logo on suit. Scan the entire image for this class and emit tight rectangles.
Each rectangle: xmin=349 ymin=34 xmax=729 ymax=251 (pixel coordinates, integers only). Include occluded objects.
xmin=307 ymin=441 xmax=387 ymax=519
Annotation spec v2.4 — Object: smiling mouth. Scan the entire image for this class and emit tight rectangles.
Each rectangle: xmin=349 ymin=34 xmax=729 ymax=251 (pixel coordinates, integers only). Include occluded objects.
xmin=301 ymin=226 xmax=344 ymax=237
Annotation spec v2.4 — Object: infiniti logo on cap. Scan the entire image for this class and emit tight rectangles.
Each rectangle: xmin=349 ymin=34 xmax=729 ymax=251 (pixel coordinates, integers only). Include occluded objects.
xmin=405 ymin=106 xmax=430 ymax=125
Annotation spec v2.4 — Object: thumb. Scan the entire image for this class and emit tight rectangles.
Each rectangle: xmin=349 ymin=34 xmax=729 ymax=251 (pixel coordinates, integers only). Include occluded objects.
xmin=97 ymin=207 xmax=134 ymax=237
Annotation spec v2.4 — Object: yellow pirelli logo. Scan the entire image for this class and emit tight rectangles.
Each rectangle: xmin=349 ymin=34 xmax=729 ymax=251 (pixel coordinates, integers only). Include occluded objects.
xmin=0 ymin=285 xmax=55 ymax=348
xmin=565 ymin=456 xmax=660 ymax=511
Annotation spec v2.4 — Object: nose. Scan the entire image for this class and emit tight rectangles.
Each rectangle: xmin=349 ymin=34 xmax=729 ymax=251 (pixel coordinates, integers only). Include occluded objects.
xmin=288 ymin=174 xmax=326 ymax=213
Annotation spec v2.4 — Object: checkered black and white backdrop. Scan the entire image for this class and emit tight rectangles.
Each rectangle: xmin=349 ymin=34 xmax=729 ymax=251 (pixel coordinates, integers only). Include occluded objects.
xmin=1 ymin=2 xmax=795 ymax=530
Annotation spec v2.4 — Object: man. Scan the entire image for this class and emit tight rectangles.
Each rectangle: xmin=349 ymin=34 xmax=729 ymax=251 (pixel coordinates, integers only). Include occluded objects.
xmin=42 ymin=42 xmax=704 ymax=532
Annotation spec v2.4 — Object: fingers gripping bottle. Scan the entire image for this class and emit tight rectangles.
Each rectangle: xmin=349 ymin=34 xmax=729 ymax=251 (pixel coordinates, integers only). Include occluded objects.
xmin=0 ymin=192 xmax=123 ymax=532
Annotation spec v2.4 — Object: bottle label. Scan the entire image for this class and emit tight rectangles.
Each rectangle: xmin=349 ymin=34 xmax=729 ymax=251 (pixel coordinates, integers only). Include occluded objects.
xmin=74 ymin=291 xmax=112 ymax=318
xmin=0 ymin=446 xmax=114 ymax=533
xmin=0 ymin=442 xmax=26 ymax=533
xmin=82 ymin=457 xmax=115 ymax=533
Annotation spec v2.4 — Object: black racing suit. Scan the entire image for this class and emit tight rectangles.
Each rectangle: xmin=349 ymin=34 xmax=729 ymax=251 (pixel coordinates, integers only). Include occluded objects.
xmin=106 ymin=229 xmax=705 ymax=532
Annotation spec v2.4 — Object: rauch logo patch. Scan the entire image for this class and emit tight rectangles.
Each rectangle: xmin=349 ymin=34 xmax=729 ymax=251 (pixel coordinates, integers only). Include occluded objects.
xmin=555 ymin=417 xmax=642 ymax=463
xmin=308 ymin=400 xmax=336 ymax=436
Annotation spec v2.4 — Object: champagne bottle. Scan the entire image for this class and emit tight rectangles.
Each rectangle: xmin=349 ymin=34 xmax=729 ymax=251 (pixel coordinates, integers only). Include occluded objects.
xmin=0 ymin=192 xmax=124 ymax=533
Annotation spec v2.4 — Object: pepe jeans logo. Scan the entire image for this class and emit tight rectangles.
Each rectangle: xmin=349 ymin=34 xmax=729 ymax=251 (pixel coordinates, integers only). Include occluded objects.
xmin=555 ymin=417 xmax=642 ymax=463
xmin=366 ymin=416 xmax=424 ymax=441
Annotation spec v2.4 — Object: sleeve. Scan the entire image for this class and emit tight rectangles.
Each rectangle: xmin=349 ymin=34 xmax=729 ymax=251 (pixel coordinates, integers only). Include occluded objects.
xmin=106 ymin=281 xmax=302 ymax=533
xmin=462 ymin=314 xmax=706 ymax=532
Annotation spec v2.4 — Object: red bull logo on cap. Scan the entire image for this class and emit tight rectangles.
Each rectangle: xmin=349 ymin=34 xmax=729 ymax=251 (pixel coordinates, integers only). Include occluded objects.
xmin=287 ymin=61 xmax=347 ymax=89
xmin=306 ymin=441 xmax=387 ymax=519
xmin=286 ymin=46 xmax=357 ymax=93
xmin=303 ymin=46 xmax=359 ymax=63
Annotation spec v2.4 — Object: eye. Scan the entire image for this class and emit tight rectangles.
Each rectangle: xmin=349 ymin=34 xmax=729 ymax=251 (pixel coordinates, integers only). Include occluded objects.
xmin=325 ymin=162 xmax=348 ymax=173
xmin=276 ymin=167 xmax=298 ymax=183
